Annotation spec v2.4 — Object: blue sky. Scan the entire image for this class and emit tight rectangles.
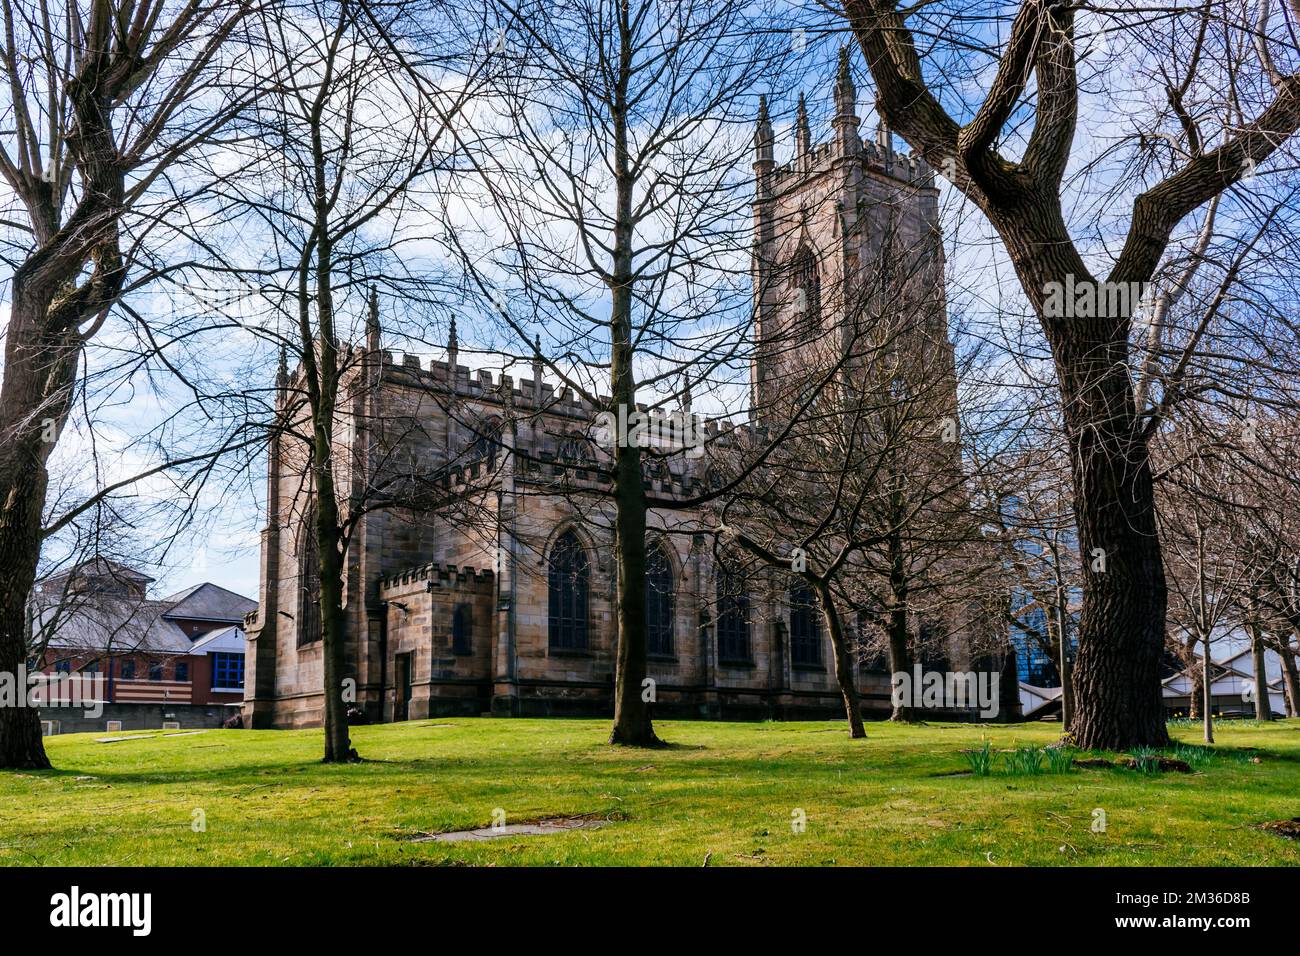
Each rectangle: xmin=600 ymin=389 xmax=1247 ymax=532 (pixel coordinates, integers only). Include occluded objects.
xmin=12 ymin=2 xmax=1298 ymax=605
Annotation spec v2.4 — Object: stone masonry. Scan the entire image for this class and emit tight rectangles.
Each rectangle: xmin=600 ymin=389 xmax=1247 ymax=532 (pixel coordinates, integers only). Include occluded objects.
xmin=242 ymin=64 xmax=965 ymax=728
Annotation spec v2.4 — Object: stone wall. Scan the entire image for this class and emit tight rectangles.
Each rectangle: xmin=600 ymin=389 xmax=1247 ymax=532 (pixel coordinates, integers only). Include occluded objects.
xmin=381 ymin=563 xmax=495 ymax=719
xmin=40 ymin=702 xmax=240 ymax=735
xmin=242 ymin=84 xmax=979 ymax=731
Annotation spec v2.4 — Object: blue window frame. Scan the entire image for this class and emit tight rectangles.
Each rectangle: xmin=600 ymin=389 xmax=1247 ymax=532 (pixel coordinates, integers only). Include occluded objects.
xmin=174 ymin=661 xmax=189 ymax=683
xmin=211 ymin=652 xmax=245 ymax=690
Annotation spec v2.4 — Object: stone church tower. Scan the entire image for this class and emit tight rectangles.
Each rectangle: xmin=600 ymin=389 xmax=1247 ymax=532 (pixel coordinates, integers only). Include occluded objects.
xmin=241 ymin=58 xmax=979 ymax=730
xmin=750 ymin=48 xmax=946 ymax=415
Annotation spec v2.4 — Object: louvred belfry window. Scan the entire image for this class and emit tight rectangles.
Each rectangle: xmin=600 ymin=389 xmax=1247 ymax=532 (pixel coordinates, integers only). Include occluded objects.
xmin=789 ymin=245 xmax=821 ymax=343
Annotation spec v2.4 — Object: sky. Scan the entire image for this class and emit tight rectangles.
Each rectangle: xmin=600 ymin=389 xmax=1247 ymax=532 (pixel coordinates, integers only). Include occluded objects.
xmin=6 ymin=2 xmax=1296 ymax=607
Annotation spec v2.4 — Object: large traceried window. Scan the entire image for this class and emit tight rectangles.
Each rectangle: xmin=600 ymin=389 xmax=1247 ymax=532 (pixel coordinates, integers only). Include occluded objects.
xmin=789 ymin=584 xmax=822 ymax=667
xmin=471 ymin=417 xmax=504 ymax=462
xmin=788 ymin=244 xmax=821 ymax=343
xmin=548 ymin=531 xmax=590 ymax=651
xmin=297 ymin=507 xmax=321 ymax=647
xmin=557 ymin=432 xmax=593 ymax=464
xmin=715 ymin=562 xmax=751 ymax=664
xmin=645 ymin=543 xmax=674 ymax=657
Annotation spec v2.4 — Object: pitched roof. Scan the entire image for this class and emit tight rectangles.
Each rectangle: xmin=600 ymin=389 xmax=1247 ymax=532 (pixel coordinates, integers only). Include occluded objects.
xmin=160 ymin=582 xmax=257 ymax=623
xmin=1163 ymin=660 xmax=1234 ymax=687
xmin=189 ymin=625 xmax=246 ymax=655
xmin=35 ymin=557 xmax=155 ymax=596
xmin=1019 ymin=681 xmax=1062 ymax=698
xmin=1018 ymin=682 xmax=1063 ymax=719
xmin=33 ymin=560 xmax=256 ymax=656
xmin=34 ymin=599 xmax=193 ymax=654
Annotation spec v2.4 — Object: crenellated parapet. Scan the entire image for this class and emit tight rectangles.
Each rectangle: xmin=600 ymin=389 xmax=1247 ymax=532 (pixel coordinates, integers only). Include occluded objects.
xmin=761 ymin=46 xmax=935 ymax=196
xmin=380 ymin=561 xmax=495 ymax=594
xmin=379 ymin=351 xmax=608 ymax=419
xmin=771 ymin=138 xmax=934 ymax=192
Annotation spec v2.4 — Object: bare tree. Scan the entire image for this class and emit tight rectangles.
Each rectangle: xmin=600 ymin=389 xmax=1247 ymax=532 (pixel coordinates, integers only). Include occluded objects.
xmin=841 ymin=0 xmax=1300 ymax=748
xmin=980 ymin=434 xmax=1082 ymax=726
xmin=1157 ymin=425 xmax=1255 ymax=742
xmin=697 ymin=220 xmax=1013 ymax=733
xmin=448 ymin=0 xmax=790 ymax=746
xmin=220 ymin=0 xmax=494 ymax=760
xmin=0 ymin=0 xmax=256 ymax=768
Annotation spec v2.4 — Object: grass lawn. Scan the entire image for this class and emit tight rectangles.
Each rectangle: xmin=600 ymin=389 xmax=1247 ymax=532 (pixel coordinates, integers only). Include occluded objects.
xmin=1 ymin=717 xmax=1298 ymax=866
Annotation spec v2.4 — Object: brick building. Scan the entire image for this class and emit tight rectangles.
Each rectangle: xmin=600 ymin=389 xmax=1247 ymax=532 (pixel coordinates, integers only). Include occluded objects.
xmin=244 ymin=66 xmax=975 ymax=728
xmin=30 ymin=558 xmax=255 ymax=733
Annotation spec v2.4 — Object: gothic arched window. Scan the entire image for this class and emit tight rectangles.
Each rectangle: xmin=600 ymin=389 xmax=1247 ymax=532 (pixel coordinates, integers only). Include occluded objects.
xmin=548 ymin=531 xmax=589 ymax=651
xmin=716 ymin=561 xmax=751 ymax=664
xmin=557 ymin=431 xmax=593 ymax=465
xmin=297 ymin=506 xmax=321 ymax=648
xmin=471 ymin=417 xmax=504 ymax=462
xmin=641 ymin=456 xmax=668 ymax=485
xmin=788 ymin=244 xmax=821 ymax=343
xmin=452 ymin=603 xmax=472 ymax=655
xmin=789 ymin=584 xmax=821 ymax=667
xmin=645 ymin=542 xmax=674 ymax=657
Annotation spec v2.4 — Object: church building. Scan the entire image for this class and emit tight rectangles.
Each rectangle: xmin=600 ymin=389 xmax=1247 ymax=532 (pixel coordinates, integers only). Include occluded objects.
xmin=242 ymin=59 xmax=961 ymax=728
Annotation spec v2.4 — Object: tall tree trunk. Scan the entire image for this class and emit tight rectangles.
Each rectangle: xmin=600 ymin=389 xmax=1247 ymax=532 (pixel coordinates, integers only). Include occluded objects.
xmin=0 ymin=300 xmax=77 ymax=768
xmin=608 ymin=437 xmax=657 ymax=745
xmin=314 ymin=457 xmax=353 ymax=762
xmin=816 ymin=583 xmax=865 ymax=739
xmin=0 ymin=284 xmax=76 ymax=768
xmin=1248 ymin=619 xmax=1273 ymax=721
xmin=303 ymin=166 xmax=354 ymax=761
xmin=1278 ymin=635 xmax=1300 ymax=718
xmin=1056 ymin=328 xmax=1170 ymax=750
xmin=1187 ymin=655 xmax=1203 ymax=720
xmin=1202 ymin=629 xmax=1214 ymax=744
xmin=1052 ymin=596 xmax=1074 ymax=726
xmin=0 ymin=111 xmax=124 ymax=768
xmin=606 ymin=22 xmax=657 ymax=747
xmin=0 ymin=516 xmax=50 ymax=768
xmin=886 ymin=529 xmax=914 ymax=722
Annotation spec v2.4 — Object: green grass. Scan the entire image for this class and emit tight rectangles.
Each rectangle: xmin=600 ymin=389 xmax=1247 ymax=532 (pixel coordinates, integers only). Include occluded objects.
xmin=2 ymin=718 xmax=1299 ymax=866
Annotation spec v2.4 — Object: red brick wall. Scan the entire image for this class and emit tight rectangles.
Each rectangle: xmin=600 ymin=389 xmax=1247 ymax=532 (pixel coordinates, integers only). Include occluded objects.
xmin=34 ymin=650 xmax=243 ymax=705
